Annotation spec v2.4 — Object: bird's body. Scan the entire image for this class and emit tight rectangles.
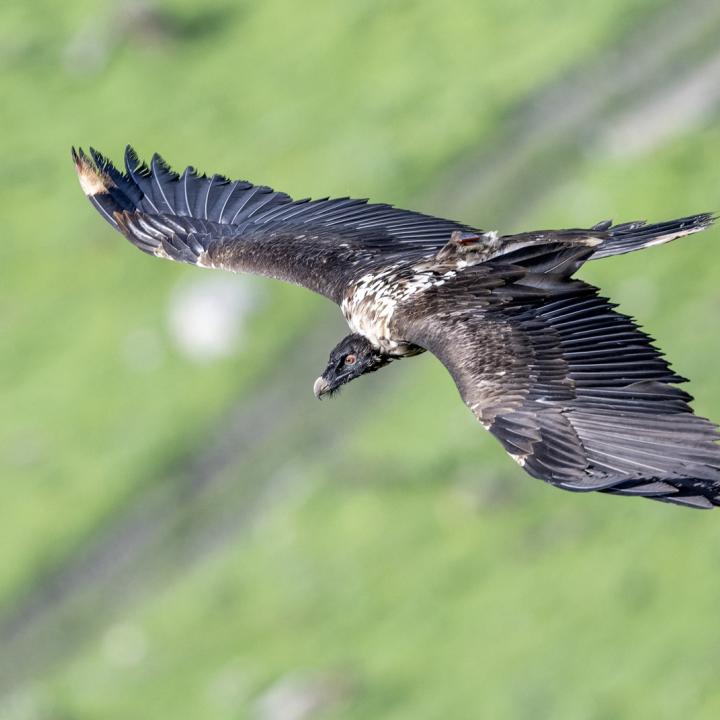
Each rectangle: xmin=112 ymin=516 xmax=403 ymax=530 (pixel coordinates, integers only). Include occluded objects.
xmin=342 ymin=264 xmax=445 ymax=355
xmin=73 ymin=146 xmax=720 ymax=509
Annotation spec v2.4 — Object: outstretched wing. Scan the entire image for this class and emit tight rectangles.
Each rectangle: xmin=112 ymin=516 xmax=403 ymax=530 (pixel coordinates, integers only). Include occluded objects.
xmin=403 ymin=277 xmax=720 ymax=508
xmin=73 ymin=147 xmax=480 ymax=304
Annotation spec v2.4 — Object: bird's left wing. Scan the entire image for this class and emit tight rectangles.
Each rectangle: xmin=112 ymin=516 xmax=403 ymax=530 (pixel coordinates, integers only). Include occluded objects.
xmin=73 ymin=147 xmax=479 ymax=304
xmin=401 ymin=276 xmax=720 ymax=508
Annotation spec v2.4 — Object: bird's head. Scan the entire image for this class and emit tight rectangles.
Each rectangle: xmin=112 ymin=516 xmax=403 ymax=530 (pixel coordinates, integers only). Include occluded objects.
xmin=314 ymin=334 xmax=391 ymax=399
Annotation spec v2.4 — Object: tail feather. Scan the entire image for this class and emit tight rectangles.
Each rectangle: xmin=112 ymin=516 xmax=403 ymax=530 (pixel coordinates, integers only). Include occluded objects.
xmin=591 ymin=212 xmax=716 ymax=259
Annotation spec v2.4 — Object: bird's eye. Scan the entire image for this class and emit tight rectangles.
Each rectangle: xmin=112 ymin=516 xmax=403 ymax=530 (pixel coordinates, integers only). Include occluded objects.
xmin=345 ymin=354 xmax=357 ymax=365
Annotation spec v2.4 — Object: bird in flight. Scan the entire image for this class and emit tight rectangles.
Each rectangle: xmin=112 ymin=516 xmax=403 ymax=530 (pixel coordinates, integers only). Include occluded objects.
xmin=73 ymin=146 xmax=720 ymax=509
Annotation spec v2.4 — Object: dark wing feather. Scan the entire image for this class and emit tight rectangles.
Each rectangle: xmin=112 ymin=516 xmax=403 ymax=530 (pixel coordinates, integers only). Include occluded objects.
xmin=422 ymin=215 xmax=715 ymax=280
xmin=403 ymin=277 xmax=720 ymax=508
xmin=73 ymin=146 xmax=479 ymax=303
xmin=590 ymin=213 xmax=716 ymax=259
xmin=480 ymin=216 xmax=715 ymax=266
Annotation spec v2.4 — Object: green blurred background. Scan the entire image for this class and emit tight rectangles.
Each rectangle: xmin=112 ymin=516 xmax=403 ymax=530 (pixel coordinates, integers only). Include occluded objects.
xmin=3 ymin=0 xmax=720 ymax=717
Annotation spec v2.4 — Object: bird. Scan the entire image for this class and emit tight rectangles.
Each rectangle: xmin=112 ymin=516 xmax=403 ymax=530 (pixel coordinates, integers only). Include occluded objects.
xmin=72 ymin=146 xmax=720 ymax=509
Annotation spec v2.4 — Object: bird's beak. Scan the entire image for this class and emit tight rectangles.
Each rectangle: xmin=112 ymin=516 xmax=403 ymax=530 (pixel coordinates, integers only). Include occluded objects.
xmin=313 ymin=376 xmax=331 ymax=399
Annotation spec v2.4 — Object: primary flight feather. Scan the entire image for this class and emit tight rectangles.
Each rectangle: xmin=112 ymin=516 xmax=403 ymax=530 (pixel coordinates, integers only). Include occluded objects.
xmin=73 ymin=146 xmax=720 ymax=509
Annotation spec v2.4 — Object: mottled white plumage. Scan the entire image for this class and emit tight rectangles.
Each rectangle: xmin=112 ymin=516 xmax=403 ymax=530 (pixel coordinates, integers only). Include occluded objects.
xmin=341 ymin=266 xmax=458 ymax=354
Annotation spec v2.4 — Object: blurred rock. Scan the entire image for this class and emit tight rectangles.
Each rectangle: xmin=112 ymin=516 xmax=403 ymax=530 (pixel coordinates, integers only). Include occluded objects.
xmin=62 ymin=21 xmax=113 ymax=75
xmin=597 ymin=49 xmax=720 ymax=158
xmin=0 ymin=687 xmax=46 ymax=720
xmin=252 ymin=672 xmax=351 ymax=720
xmin=63 ymin=1 xmax=232 ymax=76
xmin=114 ymin=0 xmax=183 ymax=47
xmin=168 ymin=275 xmax=260 ymax=363
xmin=63 ymin=1 xmax=177 ymax=75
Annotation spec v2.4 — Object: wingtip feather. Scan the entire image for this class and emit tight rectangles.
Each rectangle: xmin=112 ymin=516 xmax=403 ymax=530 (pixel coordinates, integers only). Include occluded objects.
xmin=125 ymin=144 xmax=151 ymax=179
xmin=151 ymin=151 xmax=179 ymax=181
xmin=72 ymin=145 xmax=114 ymax=196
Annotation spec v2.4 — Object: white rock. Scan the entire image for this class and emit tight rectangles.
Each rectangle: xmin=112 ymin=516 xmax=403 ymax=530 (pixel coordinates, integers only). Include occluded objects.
xmin=168 ymin=276 xmax=260 ymax=363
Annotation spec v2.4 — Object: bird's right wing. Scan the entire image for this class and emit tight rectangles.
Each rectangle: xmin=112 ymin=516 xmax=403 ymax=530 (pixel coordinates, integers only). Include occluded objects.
xmin=73 ymin=147 xmax=480 ymax=304
xmin=403 ymin=277 xmax=720 ymax=508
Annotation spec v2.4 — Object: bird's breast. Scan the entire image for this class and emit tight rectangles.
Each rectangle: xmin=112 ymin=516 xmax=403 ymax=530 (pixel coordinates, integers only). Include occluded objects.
xmin=342 ymin=268 xmax=456 ymax=355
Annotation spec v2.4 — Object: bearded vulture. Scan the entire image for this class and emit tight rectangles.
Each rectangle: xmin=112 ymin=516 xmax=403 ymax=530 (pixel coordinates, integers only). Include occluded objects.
xmin=73 ymin=146 xmax=720 ymax=509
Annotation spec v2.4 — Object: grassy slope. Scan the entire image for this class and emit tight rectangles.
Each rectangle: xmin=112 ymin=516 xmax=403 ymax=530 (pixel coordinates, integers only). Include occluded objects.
xmin=43 ymin=125 xmax=720 ymax=720
xmin=5 ymin=1 xmax=720 ymax=718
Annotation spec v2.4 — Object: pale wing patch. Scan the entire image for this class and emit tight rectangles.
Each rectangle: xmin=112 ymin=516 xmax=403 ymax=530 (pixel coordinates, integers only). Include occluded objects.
xmin=72 ymin=148 xmax=115 ymax=196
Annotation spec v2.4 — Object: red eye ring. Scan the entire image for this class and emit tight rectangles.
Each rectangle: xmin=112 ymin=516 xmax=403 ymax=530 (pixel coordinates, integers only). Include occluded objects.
xmin=345 ymin=354 xmax=357 ymax=365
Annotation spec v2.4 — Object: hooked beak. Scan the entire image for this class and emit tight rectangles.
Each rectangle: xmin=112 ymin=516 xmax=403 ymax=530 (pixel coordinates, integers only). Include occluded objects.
xmin=313 ymin=376 xmax=331 ymax=399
